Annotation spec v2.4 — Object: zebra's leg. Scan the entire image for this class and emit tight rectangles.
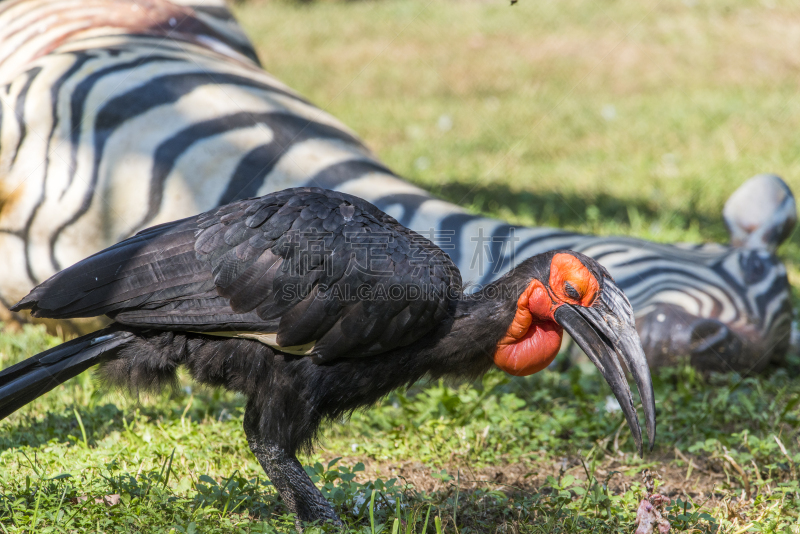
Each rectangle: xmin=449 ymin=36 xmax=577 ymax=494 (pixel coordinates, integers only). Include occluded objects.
xmin=243 ymin=403 xmax=343 ymax=532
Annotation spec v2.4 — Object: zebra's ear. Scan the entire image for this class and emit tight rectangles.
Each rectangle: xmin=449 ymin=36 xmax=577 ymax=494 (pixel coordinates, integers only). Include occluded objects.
xmin=723 ymin=174 xmax=797 ymax=252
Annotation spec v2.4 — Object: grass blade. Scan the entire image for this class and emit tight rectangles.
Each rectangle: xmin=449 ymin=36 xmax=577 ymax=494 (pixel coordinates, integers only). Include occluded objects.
xmin=73 ymin=408 xmax=88 ymax=448
xmin=453 ymin=470 xmax=459 ymax=534
xmin=369 ymin=489 xmax=377 ymax=534
xmin=163 ymin=447 xmax=176 ymax=488
xmin=30 ymin=490 xmax=41 ymax=531
xmin=421 ymin=505 xmax=432 ymax=534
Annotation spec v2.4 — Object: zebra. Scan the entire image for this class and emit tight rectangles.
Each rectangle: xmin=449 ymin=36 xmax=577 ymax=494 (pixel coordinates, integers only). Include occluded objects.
xmin=0 ymin=0 xmax=794 ymax=373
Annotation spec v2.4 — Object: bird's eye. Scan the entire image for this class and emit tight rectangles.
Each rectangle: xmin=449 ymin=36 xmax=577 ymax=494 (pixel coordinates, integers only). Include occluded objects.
xmin=564 ymin=281 xmax=581 ymax=300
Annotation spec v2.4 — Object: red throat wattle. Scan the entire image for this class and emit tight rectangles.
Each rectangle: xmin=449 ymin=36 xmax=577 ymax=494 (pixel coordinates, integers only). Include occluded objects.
xmin=493 ymin=280 xmax=564 ymax=376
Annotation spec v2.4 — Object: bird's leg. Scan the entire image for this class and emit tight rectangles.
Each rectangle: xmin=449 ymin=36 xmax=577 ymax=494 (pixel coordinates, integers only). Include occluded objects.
xmin=243 ymin=408 xmax=343 ymax=532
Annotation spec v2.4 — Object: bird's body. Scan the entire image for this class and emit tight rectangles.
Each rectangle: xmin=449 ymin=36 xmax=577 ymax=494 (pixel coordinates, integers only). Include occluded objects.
xmin=3 ymin=188 xmax=655 ymax=529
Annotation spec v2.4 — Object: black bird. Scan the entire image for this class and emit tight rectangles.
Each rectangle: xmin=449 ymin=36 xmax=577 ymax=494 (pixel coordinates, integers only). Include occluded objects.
xmin=2 ymin=187 xmax=655 ymax=529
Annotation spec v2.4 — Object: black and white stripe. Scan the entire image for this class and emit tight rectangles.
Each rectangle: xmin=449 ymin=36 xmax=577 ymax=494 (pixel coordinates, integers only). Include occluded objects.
xmin=0 ymin=0 xmax=794 ymax=371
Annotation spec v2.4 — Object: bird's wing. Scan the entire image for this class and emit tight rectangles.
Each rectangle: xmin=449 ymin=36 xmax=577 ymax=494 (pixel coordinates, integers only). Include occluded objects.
xmin=14 ymin=188 xmax=461 ymax=361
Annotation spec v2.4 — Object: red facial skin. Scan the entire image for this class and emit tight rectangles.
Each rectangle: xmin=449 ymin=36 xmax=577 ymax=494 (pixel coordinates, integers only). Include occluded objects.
xmin=493 ymin=253 xmax=600 ymax=376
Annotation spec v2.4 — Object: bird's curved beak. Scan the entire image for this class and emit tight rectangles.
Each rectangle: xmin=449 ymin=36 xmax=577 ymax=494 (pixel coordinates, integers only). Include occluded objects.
xmin=553 ymin=279 xmax=656 ymax=456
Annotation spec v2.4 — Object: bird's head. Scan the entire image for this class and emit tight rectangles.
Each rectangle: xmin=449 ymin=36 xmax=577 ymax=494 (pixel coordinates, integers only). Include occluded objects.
xmin=491 ymin=250 xmax=656 ymax=454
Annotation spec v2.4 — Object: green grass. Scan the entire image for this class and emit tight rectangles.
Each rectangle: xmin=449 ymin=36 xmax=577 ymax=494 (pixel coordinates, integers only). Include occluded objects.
xmin=238 ymin=0 xmax=800 ymax=280
xmin=3 ymin=0 xmax=800 ymax=531
xmin=0 ymin=325 xmax=799 ymax=533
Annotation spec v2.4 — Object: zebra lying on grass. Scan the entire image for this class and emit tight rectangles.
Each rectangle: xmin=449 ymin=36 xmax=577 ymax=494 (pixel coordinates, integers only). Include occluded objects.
xmin=0 ymin=0 xmax=794 ymax=373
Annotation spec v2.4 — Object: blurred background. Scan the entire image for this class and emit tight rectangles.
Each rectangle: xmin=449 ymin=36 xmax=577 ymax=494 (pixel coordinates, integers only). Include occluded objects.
xmin=234 ymin=0 xmax=800 ymax=290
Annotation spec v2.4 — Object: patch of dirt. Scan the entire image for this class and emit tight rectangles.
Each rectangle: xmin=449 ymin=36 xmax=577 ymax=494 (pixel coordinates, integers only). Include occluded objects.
xmin=323 ymin=449 xmax=732 ymax=506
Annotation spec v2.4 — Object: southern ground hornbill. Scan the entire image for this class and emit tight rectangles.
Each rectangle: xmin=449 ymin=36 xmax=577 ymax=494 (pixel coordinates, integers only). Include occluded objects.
xmin=1 ymin=187 xmax=656 ymax=529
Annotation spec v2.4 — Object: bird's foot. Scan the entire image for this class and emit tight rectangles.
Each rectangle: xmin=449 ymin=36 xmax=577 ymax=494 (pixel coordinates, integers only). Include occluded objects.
xmin=244 ymin=415 xmax=344 ymax=531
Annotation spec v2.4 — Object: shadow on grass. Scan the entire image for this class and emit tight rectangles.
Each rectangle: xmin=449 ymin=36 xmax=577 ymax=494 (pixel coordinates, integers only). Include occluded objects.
xmin=430 ymin=180 xmax=731 ymax=241
xmin=0 ymin=403 xmax=126 ymax=451
xmin=0 ymin=390 xmax=247 ymax=451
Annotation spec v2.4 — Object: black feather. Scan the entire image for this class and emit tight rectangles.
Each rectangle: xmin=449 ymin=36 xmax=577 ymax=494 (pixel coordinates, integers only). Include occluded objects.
xmin=0 ymin=326 xmax=134 ymax=420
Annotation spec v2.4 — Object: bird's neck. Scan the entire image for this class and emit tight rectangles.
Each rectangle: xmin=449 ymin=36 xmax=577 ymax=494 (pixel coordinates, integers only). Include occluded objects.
xmin=417 ymin=289 xmax=518 ymax=380
xmin=424 ymin=279 xmax=564 ymax=380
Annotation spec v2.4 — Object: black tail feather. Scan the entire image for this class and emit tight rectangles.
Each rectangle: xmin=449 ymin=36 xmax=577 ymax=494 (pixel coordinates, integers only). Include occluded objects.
xmin=0 ymin=325 xmax=134 ymax=421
